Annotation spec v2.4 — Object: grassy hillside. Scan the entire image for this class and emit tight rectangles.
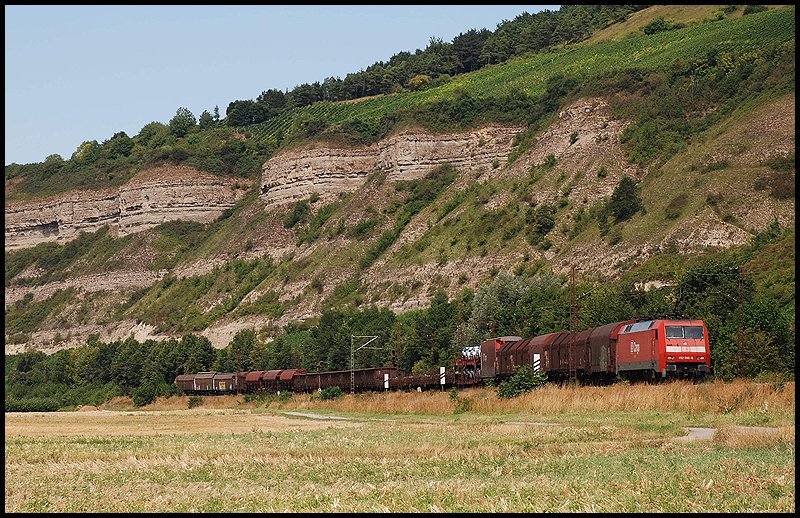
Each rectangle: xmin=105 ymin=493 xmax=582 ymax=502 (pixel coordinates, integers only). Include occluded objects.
xmin=246 ymin=6 xmax=794 ymax=147
xmin=583 ymin=4 xmax=790 ymax=43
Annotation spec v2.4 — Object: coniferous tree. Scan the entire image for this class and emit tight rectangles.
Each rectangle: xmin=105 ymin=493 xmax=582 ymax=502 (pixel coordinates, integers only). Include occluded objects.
xmin=609 ymin=176 xmax=643 ymax=223
xmin=198 ymin=110 xmax=214 ymax=130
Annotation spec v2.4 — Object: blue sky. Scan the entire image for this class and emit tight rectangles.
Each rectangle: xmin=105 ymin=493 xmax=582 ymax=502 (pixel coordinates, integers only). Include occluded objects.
xmin=5 ymin=5 xmax=558 ymax=166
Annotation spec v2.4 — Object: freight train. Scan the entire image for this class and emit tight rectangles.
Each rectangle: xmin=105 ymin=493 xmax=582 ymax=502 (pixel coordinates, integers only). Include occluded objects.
xmin=174 ymin=318 xmax=711 ymax=395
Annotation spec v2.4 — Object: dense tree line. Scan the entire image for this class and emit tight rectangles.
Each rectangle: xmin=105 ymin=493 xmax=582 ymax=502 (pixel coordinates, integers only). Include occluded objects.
xmin=5 ymin=224 xmax=794 ymax=411
xmin=224 ymin=5 xmax=645 ymax=125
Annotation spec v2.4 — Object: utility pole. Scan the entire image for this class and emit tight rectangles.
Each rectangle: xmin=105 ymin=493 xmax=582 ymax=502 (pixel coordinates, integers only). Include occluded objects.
xmin=236 ymin=347 xmax=241 ymax=394
xmin=391 ymin=320 xmax=401 ymax=369
xmin=569 ymin=264 xmax=578 ymax=381
xmin=351 ymin=335 xmax=380 ymax=394
xmin=737 ymin=266 xmax=744 ymax=376
xmin=455 ymin=300 xmax=463 ymax=384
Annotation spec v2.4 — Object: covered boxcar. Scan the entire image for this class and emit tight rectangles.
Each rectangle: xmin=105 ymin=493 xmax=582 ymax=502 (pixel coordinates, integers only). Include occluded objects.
xmin=175 ymin=373 xmax=197 ymax=394
xmin=589 ymin=320 xmax=635 ymax=376
xmin=278 ymin=369 xmax=306 ymax=391
xmin=212 ymin=372 xmax=241 ymax=393
xmin=263 ymin=370 xmax=283 ymax=392
xmin=543 ymin=322 xmax=635 ymax=380
xmin=543 ymin=331 xmax=571 ymax=374
xmin=294 ymin=367 xmax=398 ymax=392
xmin=194 ymin=372 xmax=217 ymax=393
xmin=525 ymin=331 xmax=560 ymax=373
xmin=244 ymin=371 xmax=268 ymax=392
xmin=480 ymin=336 xmax=523 ymax=378
xmin=497 ymin=337 xmax=530 ymax=376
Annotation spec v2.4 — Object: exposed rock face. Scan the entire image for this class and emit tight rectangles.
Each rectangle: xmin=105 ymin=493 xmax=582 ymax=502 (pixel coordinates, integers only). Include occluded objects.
xmin=5 ymin=166 xmax=250 ymax=250
xmin=5 ymin=189 xmax=120 ymax=250
xmin=4 ymin=270 xmax=168 ymax=308
xmin=260 ymin=125 xmax=522 ymax=206
xmin=260 ymin=146 xmax=376 ymax=206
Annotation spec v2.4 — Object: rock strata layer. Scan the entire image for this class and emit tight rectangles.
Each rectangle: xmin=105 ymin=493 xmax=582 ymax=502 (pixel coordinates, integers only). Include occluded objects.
xmin=261 ymin=126 xmax=522 ymax=206
xmin=5 ymin=166 xmax=249 ymax=250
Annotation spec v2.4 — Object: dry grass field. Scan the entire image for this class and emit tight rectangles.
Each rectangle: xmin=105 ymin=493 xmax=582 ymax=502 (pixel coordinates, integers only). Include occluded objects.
xmin=5 ymin=380 xmax=795 ymax=512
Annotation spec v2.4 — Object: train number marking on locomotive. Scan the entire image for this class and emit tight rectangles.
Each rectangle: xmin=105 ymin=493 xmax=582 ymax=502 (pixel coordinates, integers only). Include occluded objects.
xmin=630 ymin=341 xmax=640 ymax=354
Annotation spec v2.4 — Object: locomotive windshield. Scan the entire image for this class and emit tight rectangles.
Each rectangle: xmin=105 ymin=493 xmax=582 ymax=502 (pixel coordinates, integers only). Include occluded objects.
xmin=666 ymin=326 xmax=704 ymax=339
xmin=684 ymin=326 xmax=704 ymax=339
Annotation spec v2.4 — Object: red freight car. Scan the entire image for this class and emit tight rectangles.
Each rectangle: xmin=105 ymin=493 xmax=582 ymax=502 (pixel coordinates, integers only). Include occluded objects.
xmin=616 ymin=319 xmax=710 ymax=378
xmin=263 ymin=370 xmax=283 ymax=392
xmin=480 ymin=336 xmax=523 ymax=378
xmin=244 ymin=371 xmax=268 ymax=392
xmin=278 ymin=369 xmax=306 ymax=391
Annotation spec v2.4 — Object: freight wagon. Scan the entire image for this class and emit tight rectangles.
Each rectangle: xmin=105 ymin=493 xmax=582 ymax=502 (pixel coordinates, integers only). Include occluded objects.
xmin=293 ymin=367 xmax=399 ymax=393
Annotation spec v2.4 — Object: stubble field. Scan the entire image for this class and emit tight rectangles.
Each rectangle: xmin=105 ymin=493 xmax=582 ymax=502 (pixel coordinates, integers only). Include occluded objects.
xmin=4 ymin=380 xmax=795 ymax=512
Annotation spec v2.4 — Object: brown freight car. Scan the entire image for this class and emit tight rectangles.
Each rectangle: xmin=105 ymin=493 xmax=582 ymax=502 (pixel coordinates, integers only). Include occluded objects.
xmin=175 ymin=373 xmax=197 ymax=394
xmin=589 ymin=320 xmax=635 ymax=376
xmin=194 ymin=372 xmax=217 ymax=393
xmin=525 ymin=332 xmax=560 ymax=373
xmin=175 ymin=372 xmax=217 ymax=394
xmin=390 ymin=369 xmax=478 ymax=391
xmin=543 ymin=332 xmax=571 ymax=374
xmin=212 ymin=372 xmax=241 ymax=393
xmin=497 ymin=337 xmax=533 ymax=376
xmin=293 ymin=367 xmax=398 ymax=392
xmin=496 ymin=332 xmax=571 ymax=378
xmin=543 ymin=321 xmax=635 ymax=380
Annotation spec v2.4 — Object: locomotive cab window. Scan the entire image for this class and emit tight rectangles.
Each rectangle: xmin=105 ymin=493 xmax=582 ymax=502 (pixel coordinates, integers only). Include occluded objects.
xmin=684 ymin=326 xmax=704 ymax=339
xmin=665 ymin=326 xmax=684 ymax=338
xmin=666 ymin=326 xmax=705 ymax=339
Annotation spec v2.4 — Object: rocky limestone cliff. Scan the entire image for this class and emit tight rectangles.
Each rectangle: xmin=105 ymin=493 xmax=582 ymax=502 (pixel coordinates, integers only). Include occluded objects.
xmin=5 ymin=166 xmax=250 ymax=250
xmin=260 ymin=125 xmax=522 ymax=206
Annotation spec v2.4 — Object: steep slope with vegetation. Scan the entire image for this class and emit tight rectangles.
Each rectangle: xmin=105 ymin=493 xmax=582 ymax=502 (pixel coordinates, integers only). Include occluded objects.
xmin=5 ymin=5 xmax=795 ymax=409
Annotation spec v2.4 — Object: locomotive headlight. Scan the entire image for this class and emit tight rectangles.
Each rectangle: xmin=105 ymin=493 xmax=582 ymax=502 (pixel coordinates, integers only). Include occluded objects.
xmin=667 ymin=355 xmax=675 ymax=360
xmin=699 ymin=356 xmax=705 ymax=360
